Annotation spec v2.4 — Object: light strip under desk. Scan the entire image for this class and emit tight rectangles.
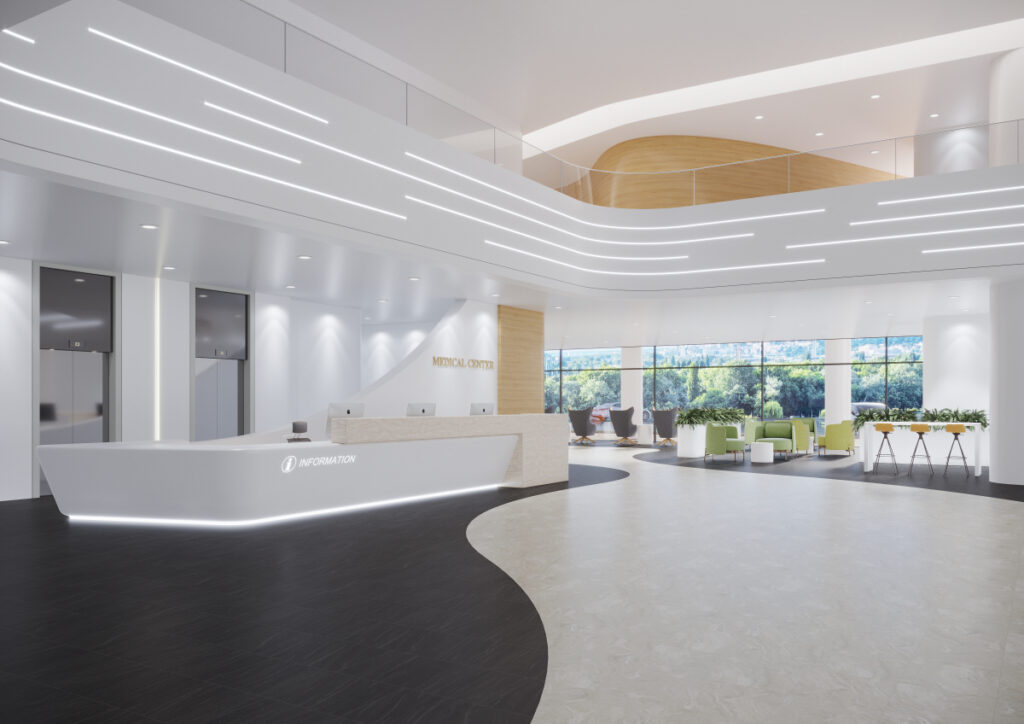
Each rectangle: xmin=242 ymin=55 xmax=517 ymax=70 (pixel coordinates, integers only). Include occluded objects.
xmin=922 ymin=241 xmax=1024 ymax=254
xmin=2 ymin=28 xmax=35 ymax=44
xmin=485 ymin=240 xmax=825 ymax=276
xmin=408 ymin=196 xmax=708 ymax=260
xmin=788 ymin=222 xmax=1024 ymax=249
xmin=878 ymin=185 xmax=1024 ymax=206
xmin=406 ymin=151 xmax=825 ymax=231
xmin=851 ymin=203 xmax=1024 ymax=225
xmin=0 ymin=62 xmax=300 ymax=163
xmin=207 ymin=102 xmax=751 ymax=247
xmin=0 ymin=96 xmax=404 ymax=219
xmin=88 ymin=27 xmax=328 ymax=123
xmin=69 ymin=484 xmax=501 ymax=528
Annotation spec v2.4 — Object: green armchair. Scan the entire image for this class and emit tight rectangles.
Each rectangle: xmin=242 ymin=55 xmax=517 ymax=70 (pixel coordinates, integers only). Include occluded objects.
xmin=748 ymin=420 xmax=810 ymax=459
xmin=705 ymin=424 xmax=746 ymax=462
xmin=790 ymin=418 xmax=816 ymax=453
xmin=817 ymin=420 xmax=854 ymax=455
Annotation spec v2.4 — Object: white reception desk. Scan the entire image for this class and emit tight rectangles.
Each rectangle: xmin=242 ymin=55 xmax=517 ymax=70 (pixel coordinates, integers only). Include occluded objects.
xmin=37 ymin=414 xmax=569 ymax=527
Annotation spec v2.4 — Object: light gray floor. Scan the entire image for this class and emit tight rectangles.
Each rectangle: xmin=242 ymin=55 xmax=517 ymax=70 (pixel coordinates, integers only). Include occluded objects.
xmin=468 ymin=446 xmax=1024 ymax=723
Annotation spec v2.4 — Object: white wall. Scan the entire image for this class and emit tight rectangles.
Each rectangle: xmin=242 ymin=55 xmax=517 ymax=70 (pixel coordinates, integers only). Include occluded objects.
xmin=923 ymin=315 xmax=990 ymax=410
xmin=990 ymin=48 xmax=1024 ymax=165
xmin=120 ymin=274 xmax=190 ymax=442
xmin=251 ymin=293 xmax=362 ymax=432
xmin=252 ymin=293 xmax=291 ymax=433
xmin=355 ymin=299 xmax=497 ymax=418
xmin=289 ymin=299 xmax=362 ymax=420
xmin=0 ymin=257 xmax=33 ymax=501
xmin=361 ymin=322 xmax=432 ymax=388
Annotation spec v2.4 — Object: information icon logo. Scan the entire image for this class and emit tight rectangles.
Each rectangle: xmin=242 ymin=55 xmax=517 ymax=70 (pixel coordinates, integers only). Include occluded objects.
xmin=281 ymin=455 xmax=298 ymax=474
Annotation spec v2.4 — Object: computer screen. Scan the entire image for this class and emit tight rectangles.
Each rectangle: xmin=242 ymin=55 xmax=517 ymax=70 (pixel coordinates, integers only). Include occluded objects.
xmin=406 ymin=403 xmax=436 ymax=417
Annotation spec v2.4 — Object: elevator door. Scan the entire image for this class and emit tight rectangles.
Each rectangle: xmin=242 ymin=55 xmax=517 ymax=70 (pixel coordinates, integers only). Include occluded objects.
xmin=194 ymin=358 xmax=242 ymax=440
xmin=39 ymin=268 xmax=113 ymax=495
xmin=194 ymin=288 xmax=247 ymax=441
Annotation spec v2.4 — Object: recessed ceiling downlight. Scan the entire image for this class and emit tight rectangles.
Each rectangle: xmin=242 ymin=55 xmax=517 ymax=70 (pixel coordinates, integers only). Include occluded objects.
xmin=297 ymin=255 xmax=312 ymax=260
xmin=286 ymin=285 xmax=295 ymax=289
xmin=140 ymin=224 xmax=158 ymax=230
xmin=162 ymin=266 xmax=175 ymax=271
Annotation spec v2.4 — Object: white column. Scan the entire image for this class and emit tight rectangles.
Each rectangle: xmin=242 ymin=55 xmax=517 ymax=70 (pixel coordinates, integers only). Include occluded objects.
xmin=824 ymin=338 xmax=851 ymax=426
xmin=989 ymin=280 xmax=1024 ymax=484
xmin=120 ymin=275 xmax=190 ymax=441
xmin=620 ymin=346 xmax=643 ymax=426
xmin=0 ymin=257 xmax=33 ymax=501
xmin=990 ymin=48 xmax=1024 ymax=166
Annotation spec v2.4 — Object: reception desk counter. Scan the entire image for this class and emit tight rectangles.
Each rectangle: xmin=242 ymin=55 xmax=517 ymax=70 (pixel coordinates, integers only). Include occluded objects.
xmin=330 ymin=413 xmax=568 ymax=487
xmin=37 ymin=414 xmax=568 ymax=527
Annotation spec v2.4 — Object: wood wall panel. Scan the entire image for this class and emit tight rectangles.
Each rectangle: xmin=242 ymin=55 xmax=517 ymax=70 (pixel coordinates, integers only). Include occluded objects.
xmin=561 ymin=135 xmax=894 ymax=209
xmin=497 ymin=305 xmax=544 ymax=415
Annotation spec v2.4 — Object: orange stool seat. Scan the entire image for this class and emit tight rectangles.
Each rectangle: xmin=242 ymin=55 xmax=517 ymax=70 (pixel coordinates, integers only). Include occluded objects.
xmin=872 ymin=422 xmax=898 ymax=474
xmin=943 ymin=424 xmax=970 ymax=476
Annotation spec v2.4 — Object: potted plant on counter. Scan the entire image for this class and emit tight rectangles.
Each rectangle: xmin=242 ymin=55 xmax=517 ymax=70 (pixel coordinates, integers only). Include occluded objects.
xmin=675 ymin=407 xmax=745 ymax=458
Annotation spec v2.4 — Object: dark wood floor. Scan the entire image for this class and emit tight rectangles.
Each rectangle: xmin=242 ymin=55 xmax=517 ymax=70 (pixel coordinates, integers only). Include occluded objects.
xmin=0 ymin=464 xmax=627 ymax=723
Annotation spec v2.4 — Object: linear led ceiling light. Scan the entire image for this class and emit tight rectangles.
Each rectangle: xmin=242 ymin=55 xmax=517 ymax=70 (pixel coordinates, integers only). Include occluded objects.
xmin=922 ymin=241 xmax=1024 ymax=254
xmin=485 ymin=240 xmax=825 ymax=276
xmin=0 ymin=96 xmax=403 ymax=219
xmin=878 ymin=185 xmax=1024 ymax=205
xmin=0 ymin=62 xmax=299 ymax=163
xmin=69 ymin=483 xmax=501 ymax=528
xmin=851 ymin=203 xmax=1024 ymax=225
xmin=206 ymin=102 xmax=741 ymax=246
xmin=2 ymin=28 xmax=35 ymax=44
xmin=405 ymin=151 xmax=825 ymax=231
xmin=88 ymin=27 xmax=328 ymax=123
xmin=409 ymin=196 xmax=702 ymax=260
xmin=787 ymin=222 xmax=1024 ymax=249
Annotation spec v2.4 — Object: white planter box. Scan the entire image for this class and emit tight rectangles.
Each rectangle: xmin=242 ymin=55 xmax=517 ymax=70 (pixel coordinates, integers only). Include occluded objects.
xmin=677 ymin=424 xmax=706 ymax=458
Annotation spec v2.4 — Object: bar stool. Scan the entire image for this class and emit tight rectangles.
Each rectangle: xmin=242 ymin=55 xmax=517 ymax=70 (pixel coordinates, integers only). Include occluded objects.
xmin=943 ymin=423 xmax=970 ymax=477
xmin=873 ymin=422 xmax=898 ymax=474
xmin=908 ymin=423 xmax=933 ymax=475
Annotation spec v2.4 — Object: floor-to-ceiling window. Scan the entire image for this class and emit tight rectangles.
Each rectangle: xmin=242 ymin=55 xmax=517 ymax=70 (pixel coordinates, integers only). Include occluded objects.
xmin=545 ymin=335 xmax=922 ymax=419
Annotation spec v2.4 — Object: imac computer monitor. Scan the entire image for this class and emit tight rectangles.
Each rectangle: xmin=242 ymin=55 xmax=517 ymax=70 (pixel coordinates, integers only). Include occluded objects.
xmin=328 ymin=402 xmax=364 ymax=419
xmin=406 ymin=403 xmax=436 ymax=417
xmin=469 ymin=403 xmax=495 ymax=415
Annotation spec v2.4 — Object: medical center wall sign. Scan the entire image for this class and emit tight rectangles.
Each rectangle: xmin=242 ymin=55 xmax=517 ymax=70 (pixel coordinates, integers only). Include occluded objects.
xmin=432 ymin=356 xmax=495 ymax=369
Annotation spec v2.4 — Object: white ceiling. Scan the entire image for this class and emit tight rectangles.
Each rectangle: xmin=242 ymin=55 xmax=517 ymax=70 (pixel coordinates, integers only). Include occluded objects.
xmin=292 ymin=0 xmax=1023 ymax=139
xmin=548 ymin=55 xmax=996 ymax=170
xmin=3 ymin=0 xmax=1024 ymax=351
xmin=0 ymin=163 xmax=1000 ymax=349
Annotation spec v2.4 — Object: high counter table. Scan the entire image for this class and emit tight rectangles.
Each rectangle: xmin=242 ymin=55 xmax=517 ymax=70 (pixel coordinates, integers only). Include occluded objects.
xmin=861 ymin=422 xmax=984 ymax=475
xmin=330 ymin=413 xmax=568 ymax=487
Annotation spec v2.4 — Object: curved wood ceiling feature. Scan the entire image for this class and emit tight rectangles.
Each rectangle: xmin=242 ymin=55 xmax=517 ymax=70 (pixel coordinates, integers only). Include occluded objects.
xmin=562 ymin=135 xmax=895 ymax=209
